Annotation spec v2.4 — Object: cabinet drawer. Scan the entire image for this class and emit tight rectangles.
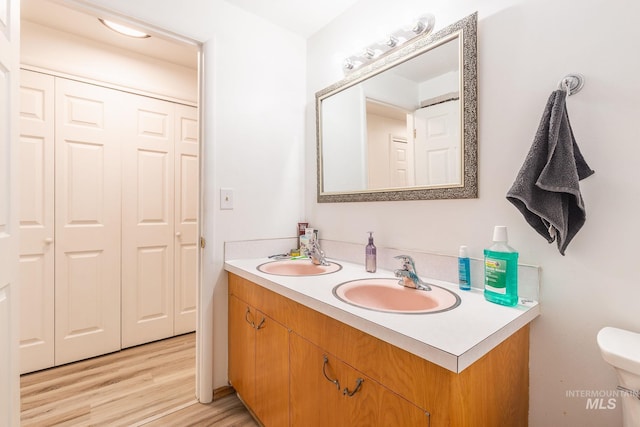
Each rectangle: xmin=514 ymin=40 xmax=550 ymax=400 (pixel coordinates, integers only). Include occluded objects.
xmin=290 ymin=332 xmax=430 ymax=427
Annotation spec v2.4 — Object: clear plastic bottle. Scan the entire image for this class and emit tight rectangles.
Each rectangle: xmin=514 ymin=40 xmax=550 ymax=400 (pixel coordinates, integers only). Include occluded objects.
xmin=458 ymin=245 xmax=471 ymax=290
xmin=484 ymin=226 xmax=518 ymax=306
xmin=365 ymin=232 xmax=376 ymax=273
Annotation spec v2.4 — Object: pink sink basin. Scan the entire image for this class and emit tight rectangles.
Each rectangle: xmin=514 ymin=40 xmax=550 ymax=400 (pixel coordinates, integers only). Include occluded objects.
xmin=257 ymin=259 xmax=342 ymax=276
xmin=333 ymin=278 xmax=460 ymax=314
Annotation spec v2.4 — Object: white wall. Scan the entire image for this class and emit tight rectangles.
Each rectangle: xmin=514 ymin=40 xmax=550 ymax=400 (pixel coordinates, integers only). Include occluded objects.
xmin=75 ymin=0 xmax=307 ymax=400
xmin=322 ymin=84 xmax=367 ymax=192
xmin=307 ymin=0 xmax=640 ymax=426
xmin=419 ymin=70 xmax=458 ymax=102
xmin=21 ymin=21 xmax=198 ymax=104
xmin=366 ymin=112 xmax=406 ymax=189
xmin=362 ymin=71 xmax=418 ymax=109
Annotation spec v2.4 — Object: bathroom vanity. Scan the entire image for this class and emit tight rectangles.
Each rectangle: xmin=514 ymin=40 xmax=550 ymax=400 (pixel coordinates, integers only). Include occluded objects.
xmin=225 ymin=257 xmax=539 ymax=426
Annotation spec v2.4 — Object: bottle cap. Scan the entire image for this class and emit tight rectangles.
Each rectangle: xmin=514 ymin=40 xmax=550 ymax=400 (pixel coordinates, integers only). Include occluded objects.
xmin=459 ymin=245 xmax=468 ymax=257
xmin=492 ymin=226 xmax=508 ymax=242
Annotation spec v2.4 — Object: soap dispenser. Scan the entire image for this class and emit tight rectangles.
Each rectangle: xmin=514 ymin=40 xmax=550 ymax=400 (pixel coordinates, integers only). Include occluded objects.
xmin=365 ymin=232 xmax=377 ymax=273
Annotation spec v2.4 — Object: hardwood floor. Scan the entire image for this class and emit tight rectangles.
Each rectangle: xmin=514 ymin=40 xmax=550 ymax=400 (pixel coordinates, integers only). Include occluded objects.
xmin=20 ymin=333 xmax=258 ymax=426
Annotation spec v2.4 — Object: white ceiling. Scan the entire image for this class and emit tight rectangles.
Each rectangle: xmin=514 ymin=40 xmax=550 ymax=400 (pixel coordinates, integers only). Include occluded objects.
xmin=223 ymin=0 xmax=360 ymax=38
xmin=21 ymin=0 xmax=360 ymax=70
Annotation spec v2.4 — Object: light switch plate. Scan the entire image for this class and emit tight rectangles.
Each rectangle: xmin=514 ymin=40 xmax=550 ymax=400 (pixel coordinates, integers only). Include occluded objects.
xmin=220 ymin=188 xmax=234 ymax=210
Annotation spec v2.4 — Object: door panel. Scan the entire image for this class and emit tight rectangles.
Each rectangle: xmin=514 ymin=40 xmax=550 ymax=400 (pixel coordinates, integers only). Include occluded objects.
xmin=413 ymin=100 xmax=460 ymax=186
xmin=290 ymin=332 xmax=429 ymax=426
xmin=0 ymin=0 xmax=22 ymax=423
xmin=389 ymin=136 xmax=413 ymax=188
xmin=0 ymin=286 xmax=17 ymax=426
xmin=54 ymin=78 xmax=122 ymax=365
xmin=174 ymin=104 xmax=198 ymax=334
xmin=290 ymin=333 xmax=345 ymax=426
xmin=254 ymin=310 xmax=290 ymax=426
xmin=122 ymin=94 xmax=175 ymax=348
xmin=19 ymin=70 xmax=55 ymax=373
xmin=228 ymin=295 xmax=256 ymax=408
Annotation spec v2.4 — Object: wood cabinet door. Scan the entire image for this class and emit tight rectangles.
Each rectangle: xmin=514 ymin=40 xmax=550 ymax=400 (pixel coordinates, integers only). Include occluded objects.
xmin=290 ymin=332 xmax=345 ymax=426
xmin=228 ymin=295 xmax=257 ymax=409
xmin=291 ymin=332 xmax=429 ymax=427
xmin=254 ymin=310 xmax=289 ymax=427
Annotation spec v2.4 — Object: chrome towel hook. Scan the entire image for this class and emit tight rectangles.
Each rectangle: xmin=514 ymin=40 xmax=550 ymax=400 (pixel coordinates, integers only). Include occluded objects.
xmin=558 ymin=73 xmax=585 ymax=96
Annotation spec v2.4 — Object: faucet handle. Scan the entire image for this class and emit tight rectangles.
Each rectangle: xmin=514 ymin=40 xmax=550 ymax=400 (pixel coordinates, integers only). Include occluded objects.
xmin=394 ymin=255 xmax=414 ymax=269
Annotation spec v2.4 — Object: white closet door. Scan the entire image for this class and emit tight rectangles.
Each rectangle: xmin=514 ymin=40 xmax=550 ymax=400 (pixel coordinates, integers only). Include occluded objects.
xmin=174 ymin=104 xmax=198 ymax=335
xmin=121 ymin=94 xmax=175 ymax=348
xmin=54 ymin=78 xmax=122 ymax=365
xmin=19 ymin=70 xmax=55 ymax=373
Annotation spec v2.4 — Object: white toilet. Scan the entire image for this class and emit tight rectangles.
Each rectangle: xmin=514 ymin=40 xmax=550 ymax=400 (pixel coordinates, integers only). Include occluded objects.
xmin=597 ymin=327 xmax=640 ymax=427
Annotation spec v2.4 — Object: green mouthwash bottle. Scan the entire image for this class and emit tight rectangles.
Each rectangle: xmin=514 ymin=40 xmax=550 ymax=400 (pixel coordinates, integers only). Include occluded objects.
xmin=484 ymin=226 xmax=518 ymax=306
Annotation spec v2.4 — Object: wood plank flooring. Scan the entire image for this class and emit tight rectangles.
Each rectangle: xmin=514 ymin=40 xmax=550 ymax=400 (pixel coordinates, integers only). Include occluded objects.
xmin=20 ymin=333 xmax=258 ymax=426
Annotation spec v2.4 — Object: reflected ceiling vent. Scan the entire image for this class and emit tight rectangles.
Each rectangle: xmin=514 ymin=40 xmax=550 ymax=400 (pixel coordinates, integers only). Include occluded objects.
xmin=99 ymin=18 xmax=150 ymax=38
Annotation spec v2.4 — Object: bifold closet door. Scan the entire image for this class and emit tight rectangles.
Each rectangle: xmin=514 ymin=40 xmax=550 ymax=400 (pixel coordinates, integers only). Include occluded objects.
xmin=54 ymin=78 xmax=122 ymax=365
xmin=121 ymin=95 xmax=176 ymax=348
xmin=174 ymin=104 xmax=198 ymax=335
xmin=18 ymin=70 xmax=55 ymax=373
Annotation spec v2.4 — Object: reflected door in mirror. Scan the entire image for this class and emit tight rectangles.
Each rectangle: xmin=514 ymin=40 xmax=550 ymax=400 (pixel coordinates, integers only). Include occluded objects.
xmin=414 ymin=99 xmax=461 ymax=187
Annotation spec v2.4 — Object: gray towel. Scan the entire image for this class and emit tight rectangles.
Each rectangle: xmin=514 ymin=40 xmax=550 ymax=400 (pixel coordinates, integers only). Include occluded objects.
xmin=506 ymin=90 xmax=595 ymax=255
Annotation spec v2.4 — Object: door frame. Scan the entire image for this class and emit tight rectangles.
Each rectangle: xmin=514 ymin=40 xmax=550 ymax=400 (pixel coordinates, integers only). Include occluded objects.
xmin=2 ymin=0 xmax=21 ymax=423
xmin=38 ymin=0 xmax=212 ymax=402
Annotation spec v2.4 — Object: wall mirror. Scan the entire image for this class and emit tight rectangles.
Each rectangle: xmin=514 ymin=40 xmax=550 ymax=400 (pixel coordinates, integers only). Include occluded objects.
xmin=316 ymin=12 xmax=477 ymax=202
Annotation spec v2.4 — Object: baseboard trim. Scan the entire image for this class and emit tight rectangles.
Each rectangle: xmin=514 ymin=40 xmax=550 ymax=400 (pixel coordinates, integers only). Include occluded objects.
xmin=213 ymin=385 xmax=235 ymax=401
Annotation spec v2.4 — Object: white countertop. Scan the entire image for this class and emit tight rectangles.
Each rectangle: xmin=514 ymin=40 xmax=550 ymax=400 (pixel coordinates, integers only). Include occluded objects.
xmin=225 ymin=257 xmax=540 ymax=373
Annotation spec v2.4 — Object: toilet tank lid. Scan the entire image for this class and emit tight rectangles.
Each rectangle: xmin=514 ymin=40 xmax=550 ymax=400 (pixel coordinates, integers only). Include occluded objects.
xmin=597 ymin=327 xmax=640 ymax=376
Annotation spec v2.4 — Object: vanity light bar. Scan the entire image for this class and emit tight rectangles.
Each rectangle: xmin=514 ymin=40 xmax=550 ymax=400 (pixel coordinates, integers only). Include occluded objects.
xmin=343 ymin=14 xmax=435 ymax=74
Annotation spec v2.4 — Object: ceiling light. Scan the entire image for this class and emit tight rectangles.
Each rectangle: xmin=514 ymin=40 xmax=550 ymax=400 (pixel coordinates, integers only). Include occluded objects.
xmin=99 ymin=18 xmax=150 ymax=38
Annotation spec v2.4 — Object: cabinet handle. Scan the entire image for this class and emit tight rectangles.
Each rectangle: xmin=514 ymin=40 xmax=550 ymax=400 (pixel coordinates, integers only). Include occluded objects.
xmin=322 ymin=355 xmax=340 ymax=390
xmin=255 ymin=317 xmax=266 ymax=330
xmin=244 ymin=307 xmax=255 ymax=328
xmin=44 ymin=237 xmax=54 ymax=244
xmin=343 ymin=378 xmax=364 ymax=397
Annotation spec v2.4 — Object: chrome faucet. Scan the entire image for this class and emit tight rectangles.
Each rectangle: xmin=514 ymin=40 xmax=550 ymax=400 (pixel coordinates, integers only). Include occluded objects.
xmin=394 ymin=255 xmax=432 ymax=291
xmin=305 ymin=235 xmax=329 ymax=266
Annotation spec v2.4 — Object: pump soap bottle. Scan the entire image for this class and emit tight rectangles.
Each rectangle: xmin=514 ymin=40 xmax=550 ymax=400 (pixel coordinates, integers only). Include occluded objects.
xmin=484 ymin=226 xmax=518 ymax=306
xmin=365 ymin=232 xmax=377 ymax=273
